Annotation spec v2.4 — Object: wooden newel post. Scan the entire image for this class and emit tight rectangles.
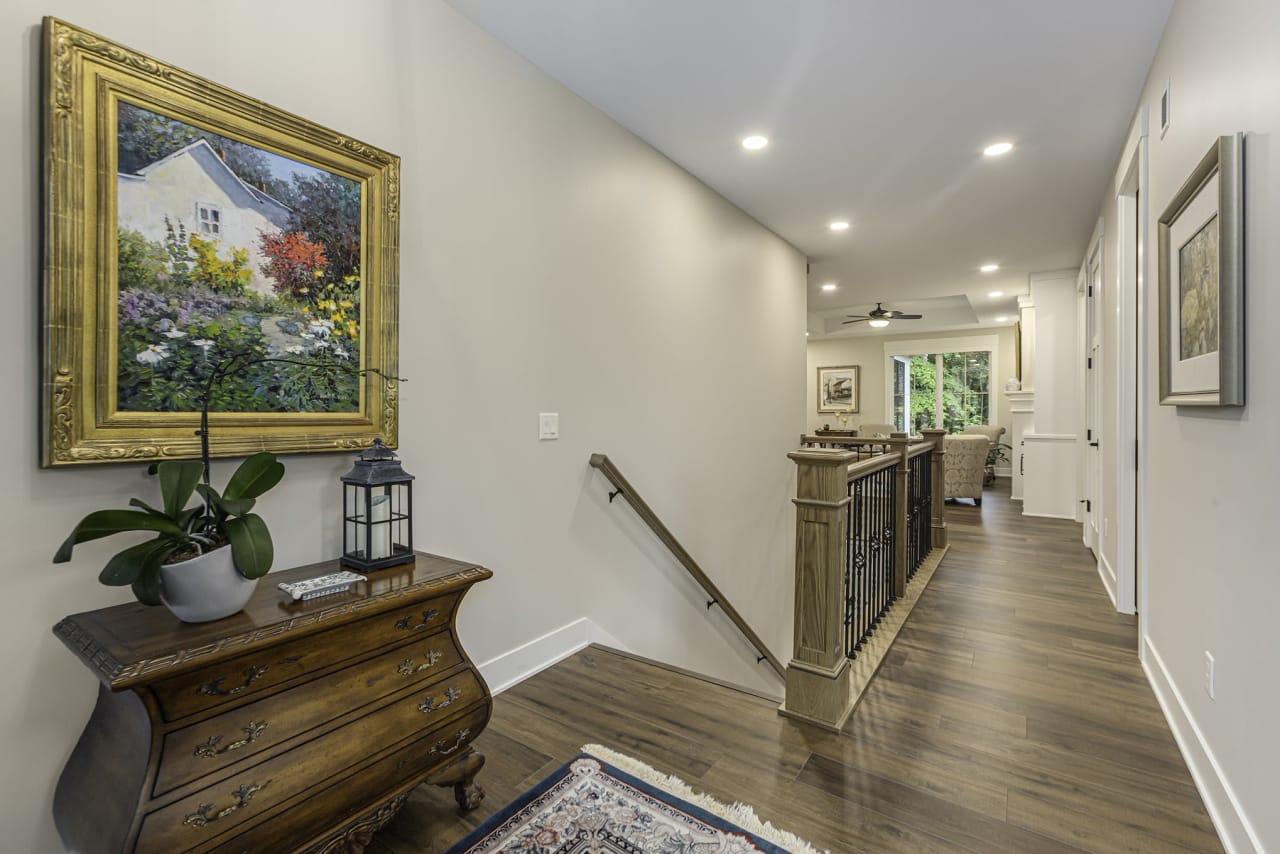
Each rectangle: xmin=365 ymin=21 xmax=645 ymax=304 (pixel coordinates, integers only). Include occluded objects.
xmin=892 ymin=433 xmax=910 ymax=599
xmin=781 ymin=448 xmax=856 ymax=731
xmin=920 ymin=428 xmax=948 ymax=549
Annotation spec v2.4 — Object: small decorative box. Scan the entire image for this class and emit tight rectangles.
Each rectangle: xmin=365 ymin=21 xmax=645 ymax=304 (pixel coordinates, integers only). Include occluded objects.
xmin=277 ymin=571 xmax=365 ymax=602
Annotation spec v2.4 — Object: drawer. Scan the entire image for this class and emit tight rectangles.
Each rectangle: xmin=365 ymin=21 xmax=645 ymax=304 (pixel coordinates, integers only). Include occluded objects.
xmin=136 ymin=667 xmax=484 ymax=853
xmin=155 ymin=632 xmax=465 ymax=795
xmin=151 ymin=593 xmax=459 ymax=722
xmin=214 ymin=704 xmax=489 ymax=854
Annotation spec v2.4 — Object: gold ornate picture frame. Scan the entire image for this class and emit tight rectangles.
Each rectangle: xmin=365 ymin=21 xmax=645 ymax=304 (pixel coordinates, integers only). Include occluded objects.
xmin=42 ymin=18 xmax=400 ymax=466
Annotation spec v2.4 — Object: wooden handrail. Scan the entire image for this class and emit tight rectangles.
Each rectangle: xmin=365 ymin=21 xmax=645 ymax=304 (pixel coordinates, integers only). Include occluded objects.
xmin=846 ymin=453 xmax=900 ymax=480
xmin=588 ymin=453 xmax=785 ymax=680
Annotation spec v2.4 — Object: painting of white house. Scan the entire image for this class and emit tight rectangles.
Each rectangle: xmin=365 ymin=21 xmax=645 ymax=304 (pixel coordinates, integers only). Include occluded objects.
xmin=115 ymin=101 xmax=363 ymax=413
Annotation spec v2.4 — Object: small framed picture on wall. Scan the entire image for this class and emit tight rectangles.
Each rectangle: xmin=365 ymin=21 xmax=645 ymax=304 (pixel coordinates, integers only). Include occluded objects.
xmin=817 ymin=365 xmax=860 ymax=413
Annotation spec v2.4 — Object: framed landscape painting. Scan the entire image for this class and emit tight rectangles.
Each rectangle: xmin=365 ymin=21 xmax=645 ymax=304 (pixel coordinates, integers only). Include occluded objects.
xmin=817 ymin=365 xmax=860 ymax=413
xmin=1157 ymin=133 xmax=1244 ymax=407
xmin=41 ymin=18 xmax=400 ymax=466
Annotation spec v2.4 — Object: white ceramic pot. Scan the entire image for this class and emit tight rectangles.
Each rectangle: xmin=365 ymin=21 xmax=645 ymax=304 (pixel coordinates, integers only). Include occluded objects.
xmin=159 ymin=547 xmax=258 ymax=623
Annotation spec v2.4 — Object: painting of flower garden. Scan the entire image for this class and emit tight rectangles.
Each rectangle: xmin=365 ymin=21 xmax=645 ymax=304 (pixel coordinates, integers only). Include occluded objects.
xmin=115 ymin=101 xmax=362 ymax=413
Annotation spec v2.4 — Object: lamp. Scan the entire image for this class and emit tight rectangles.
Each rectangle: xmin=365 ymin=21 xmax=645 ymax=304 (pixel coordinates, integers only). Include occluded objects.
xmin=868 ymin=318 xmax=890 ymax=328
xmin=340 ymin=439 xmax=415 ymax=572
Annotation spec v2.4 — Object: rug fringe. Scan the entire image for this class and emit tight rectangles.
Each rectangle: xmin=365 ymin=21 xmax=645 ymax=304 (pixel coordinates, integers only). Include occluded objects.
xmin=582 ymin=743 xmax=828 ymax=854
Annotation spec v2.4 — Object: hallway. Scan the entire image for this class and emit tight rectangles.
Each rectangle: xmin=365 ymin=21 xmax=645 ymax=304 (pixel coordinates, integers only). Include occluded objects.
xmin=375 ymin=483 xmax=1220 ymax=853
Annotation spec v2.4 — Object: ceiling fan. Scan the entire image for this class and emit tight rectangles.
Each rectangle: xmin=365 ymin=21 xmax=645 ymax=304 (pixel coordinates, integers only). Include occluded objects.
xmin=842 ymin=302 xmax=923 ymax=328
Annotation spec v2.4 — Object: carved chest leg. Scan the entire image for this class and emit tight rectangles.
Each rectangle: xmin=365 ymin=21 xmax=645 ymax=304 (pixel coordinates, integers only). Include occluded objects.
xmin=423 ymin=748 xmax=486 ymax=812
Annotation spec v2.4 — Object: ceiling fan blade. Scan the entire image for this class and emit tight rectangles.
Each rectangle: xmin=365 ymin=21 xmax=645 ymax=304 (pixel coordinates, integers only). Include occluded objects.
xmin=892 ymin=313 xmax=923 ymax=320
xmin=841 ymin=317 xmax=869 ymax=324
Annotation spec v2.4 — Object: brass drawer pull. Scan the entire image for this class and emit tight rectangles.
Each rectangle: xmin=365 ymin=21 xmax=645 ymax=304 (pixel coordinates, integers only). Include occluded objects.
xmin=418 ymin=686 xmax=460 ymax=714
xmin=430 ymin=728 xmax=470 ymax=757
xmin=183 ymin=780 xmax=270 ymax=828
xmin=194 ymin=721 xmax=269 ymax=758
xmin=396 ymin=649 xmax=442 ymax=677
xmin=394 ymin=609 xmax=439 ymax=632
xmin=198 ymin=665 xmax=268 ymax=697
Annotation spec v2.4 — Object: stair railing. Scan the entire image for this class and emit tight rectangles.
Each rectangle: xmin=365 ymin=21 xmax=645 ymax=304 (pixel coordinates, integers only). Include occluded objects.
xmin=588 ymin=453 xmax=784 ymax=679
xmin=781 ymin=429 xmax=948 ymax=730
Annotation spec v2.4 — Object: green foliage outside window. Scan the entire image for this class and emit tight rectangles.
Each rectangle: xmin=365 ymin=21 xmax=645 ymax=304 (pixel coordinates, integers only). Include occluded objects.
xmin=901 ymin=351 xmax=992 ymax=433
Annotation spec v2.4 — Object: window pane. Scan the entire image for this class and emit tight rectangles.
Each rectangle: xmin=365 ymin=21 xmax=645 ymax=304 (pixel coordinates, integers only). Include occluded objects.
xmin=939 ymin=349 xmax=991 ymax=432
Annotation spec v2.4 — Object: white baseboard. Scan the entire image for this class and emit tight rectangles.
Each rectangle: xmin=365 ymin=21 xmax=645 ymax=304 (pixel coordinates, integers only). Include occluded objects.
xmin=1096 ymin=552 xmax=1118 ymax=609
xmin=1142 ymin=637 xmax=1261 ymax=853
xmin=478 ymin=618 xmax=627 ymax=696
xmin=1020 ymin=511 xmax=1077 ymax=521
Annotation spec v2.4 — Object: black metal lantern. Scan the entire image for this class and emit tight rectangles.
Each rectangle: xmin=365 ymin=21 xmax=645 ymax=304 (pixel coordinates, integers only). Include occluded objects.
xmin=340 ymin=439 xmax=415 ymax=572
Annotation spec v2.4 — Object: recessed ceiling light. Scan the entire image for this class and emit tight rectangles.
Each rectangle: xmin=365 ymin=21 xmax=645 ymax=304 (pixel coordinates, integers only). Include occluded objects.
xmin=995 ymin=316 xmax=1009 ymax=322
xmin=983 ymin=142 xmax=1014 ymax=157
xmin=829 ymin=220 xmax=850 ymax=232
xmin=988 ymin=290 xmax=1004 ymax=298
xmin=805 ymin=331 xmax=810 ymax=336
xmin=821 ymin=283 xmax=837 ymax=291
xmin=868 ymin=319 xmax=890 ymax=328
xmin=980 ymin=264 xmax=1000 ymax=273
xmin=741 ymin=135 xmax=769 ymax=151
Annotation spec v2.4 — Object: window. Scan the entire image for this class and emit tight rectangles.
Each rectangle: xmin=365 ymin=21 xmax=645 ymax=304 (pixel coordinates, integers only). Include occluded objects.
xmin=884 ymin=336 xmax=997 ymax=434
xmin=196 ymin=203 xmax=221 ymax=235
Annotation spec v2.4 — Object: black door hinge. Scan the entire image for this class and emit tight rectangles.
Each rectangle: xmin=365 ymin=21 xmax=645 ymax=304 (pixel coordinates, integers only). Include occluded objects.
xmin=1135 ymin=439 xmax=1139 ymax=471
xmin=1087 ymin=357 xmax=1093 ymax=369
xmin=1087 ymin=428 xmax=1092 ymax=441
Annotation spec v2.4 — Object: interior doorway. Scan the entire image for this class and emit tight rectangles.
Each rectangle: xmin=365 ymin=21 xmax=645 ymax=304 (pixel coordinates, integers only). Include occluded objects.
xmin=1083 ymin=240 xmax=1103 ymax=554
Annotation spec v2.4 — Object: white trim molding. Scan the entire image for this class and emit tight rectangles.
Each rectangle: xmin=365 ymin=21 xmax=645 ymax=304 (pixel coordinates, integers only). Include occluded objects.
xmin=1143 ymin=637 xmax=1262 ymax=853
xmin=1113 ymin=105 xmax=1148 ymax=618
xmin=1097 ymin=552 xmax=1118 ymax=609
xmin=478 ymin=617 xmax=627 ymax=695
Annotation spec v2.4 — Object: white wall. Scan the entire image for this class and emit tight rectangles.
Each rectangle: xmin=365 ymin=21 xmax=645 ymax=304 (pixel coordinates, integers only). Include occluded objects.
xmin=1096 ymin=1 xmax=1280 ymax=849
xmin=805 ymin=326 xmax=1016 ymax=441
xmin=0 ymin=2 xmax=806 ymax=850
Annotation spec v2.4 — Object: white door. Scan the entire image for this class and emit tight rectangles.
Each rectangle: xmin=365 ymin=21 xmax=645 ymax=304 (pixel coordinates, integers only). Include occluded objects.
xmin=1084 ymin=245 xmax=1103 ymax=551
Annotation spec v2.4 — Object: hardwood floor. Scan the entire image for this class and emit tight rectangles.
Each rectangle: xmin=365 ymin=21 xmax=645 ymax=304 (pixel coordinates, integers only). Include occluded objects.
xmin=370 ymin=482 xmax=1221 ymax=853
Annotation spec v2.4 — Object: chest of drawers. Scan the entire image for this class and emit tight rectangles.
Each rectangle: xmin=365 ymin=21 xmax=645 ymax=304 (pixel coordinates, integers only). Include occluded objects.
xmin=52 ymin=552 xmax=492 ymax=853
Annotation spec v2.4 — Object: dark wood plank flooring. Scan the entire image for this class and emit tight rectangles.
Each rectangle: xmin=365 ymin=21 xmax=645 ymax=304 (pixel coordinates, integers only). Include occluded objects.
xmin=370 ymin=482 xmax=1221 ymax=853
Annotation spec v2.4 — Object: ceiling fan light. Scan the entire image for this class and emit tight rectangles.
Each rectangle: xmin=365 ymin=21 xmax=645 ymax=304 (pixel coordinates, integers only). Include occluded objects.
xmin=868 ymin=319 xmax=890 ymax=328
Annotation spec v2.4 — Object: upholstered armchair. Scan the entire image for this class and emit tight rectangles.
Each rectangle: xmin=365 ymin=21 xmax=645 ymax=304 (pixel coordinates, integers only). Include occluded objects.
xmin=961 ymin=424 xmax=1006 ymax=453
xmin=944 ymin=434 xmax=990 ymax=505
xmin=855 ymin=423 xmax=897 ymax=438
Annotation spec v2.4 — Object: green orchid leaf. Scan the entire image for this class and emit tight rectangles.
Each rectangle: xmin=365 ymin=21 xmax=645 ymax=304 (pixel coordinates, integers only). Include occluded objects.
xmin=175 ymin=506 xmax=203 ymax=532
xmin=131 ymin=563 xmax=163 ymax=606
xmin=223 ymin=453 xmax=284 ymax=502
xmin=53 ymin=510 xmax=186 ymax=564
xmin=224 ymin=513 xmax=273 ymax=579
xmin=193 ymin=483 xmax=253 ymax=520
xmin=128 ymin=498 xmax=165 ymax=516
xmin=220 ymin=496 xmax=256 ymax=517
xmin=98 ymin=539 xmax=179 ymax=586
xmin=158 ymin=460 xmax=203 ymax=518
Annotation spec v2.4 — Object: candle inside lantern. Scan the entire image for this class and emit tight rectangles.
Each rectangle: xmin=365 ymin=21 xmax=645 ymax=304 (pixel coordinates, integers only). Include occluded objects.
xmin=369 ymin=493 xmax=391 ymax=560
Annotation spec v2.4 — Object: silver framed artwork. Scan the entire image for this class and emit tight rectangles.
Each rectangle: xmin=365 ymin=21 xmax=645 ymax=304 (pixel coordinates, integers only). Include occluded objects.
xmin=817 ymin=365 xmax=860 ymax=413
xmin=1157 ymin=133 xmax=1244 ymax=407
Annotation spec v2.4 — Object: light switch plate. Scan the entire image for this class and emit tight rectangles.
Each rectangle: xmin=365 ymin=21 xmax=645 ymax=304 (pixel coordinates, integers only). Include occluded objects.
xmin=539 ymin=412 xmax=559 ymax=440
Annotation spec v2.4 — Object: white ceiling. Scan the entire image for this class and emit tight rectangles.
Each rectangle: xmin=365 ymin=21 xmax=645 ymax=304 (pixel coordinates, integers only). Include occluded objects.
xmin=446 ymin=0 xmax=1172 ymax=337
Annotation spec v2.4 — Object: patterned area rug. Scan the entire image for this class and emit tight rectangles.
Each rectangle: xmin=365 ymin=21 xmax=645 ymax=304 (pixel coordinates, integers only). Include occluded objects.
xmin=445 ymin=744 xmax=824 ymax=853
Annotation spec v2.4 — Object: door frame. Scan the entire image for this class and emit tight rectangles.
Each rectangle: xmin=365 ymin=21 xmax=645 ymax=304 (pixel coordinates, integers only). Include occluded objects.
xmin=1080 ymin=226 xmax=1104 ymax=553
xmin=1111 ymin=106 xmax=1148 ymax=620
